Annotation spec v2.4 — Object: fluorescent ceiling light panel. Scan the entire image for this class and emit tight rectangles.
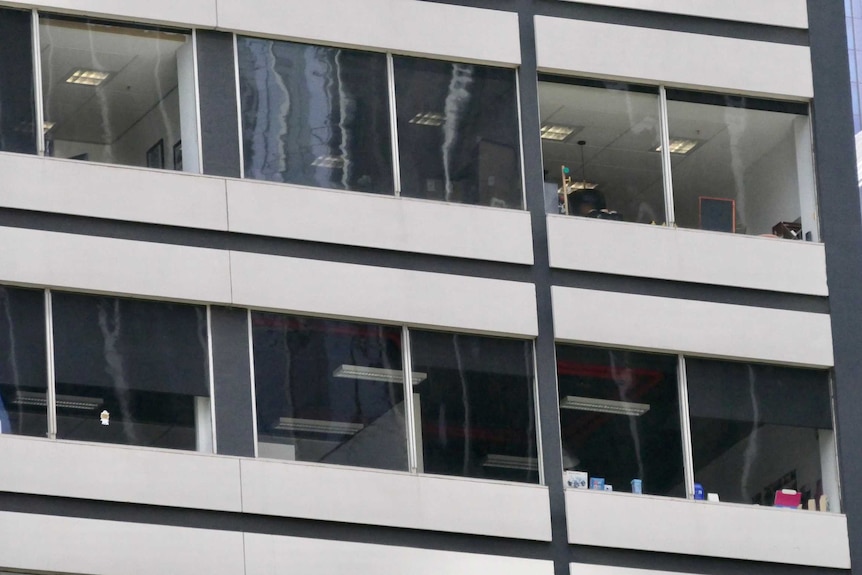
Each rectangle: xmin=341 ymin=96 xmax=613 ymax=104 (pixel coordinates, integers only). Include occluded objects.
xmin=333 ymin=364 xmax=427 ymax=385
xmin=311 ymin=155 xmax=345 ymax=168
xmin=65 ymin=69 xmax=110 ymax=86
xmin=567 ymin=180 xmax=599 ymax=190
xmin=655 ymin=138 xmax=700 ymax=155
xmin=540 ymin=124 xmax=577 ymax=141
xmin=482 ymin=454 xmax=539 ymax=471
xmin=13 ymin=391 xmax=104 ymax=410
xmin=274 ymin=417 xmax=364 ymax=435
xmin=409 ymin=112 xmax=445 ymax=126
xmin=560 ymin=395 xmax=650 ymax=416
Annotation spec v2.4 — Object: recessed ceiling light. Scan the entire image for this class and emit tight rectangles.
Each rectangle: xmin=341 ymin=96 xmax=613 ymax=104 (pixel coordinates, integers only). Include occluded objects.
xmin=311 ymin=155 xmax=345 ymax=168
xmin=540 ymin=124 xmax=577 ymax=141
xmin=482 ymin=454 xmax=539 ymax=471
xmin=43 ymin=121 xmax=55 ymax=134
xmin=274 ymin=417 xmax=364 ymax=435
xmin=333 ymin=364 xmax=427 ymax=385
xmin=13 ymin=390 xmax=104 ymax=410
xmin=560 ymin=395 xmax=650 ymax=416
xmin=409 ymin=112 xmax=445 ymax=126
xmin=65 ymin=69 xmax=110 ymax=86
xmin=655 ymin=138 xmax=700 ymax=155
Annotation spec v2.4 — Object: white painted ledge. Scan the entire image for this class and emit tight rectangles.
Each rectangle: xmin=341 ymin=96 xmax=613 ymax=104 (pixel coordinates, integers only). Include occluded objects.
xmin=0 ymin=153 xmax=228 ymax=231
xmin=0 ymin=511 xmax=245 ymax=575
xmin=246 ymin=533 xmax=555 ymax=575
xmin=0 ymin=0 xmax=217 ymax=28
xmin=227 ymin=179 xmax=533 ymax=264
xmin=535 ymin=17 xmax=812 ymax=99
xmin=0 ymin=435 xmax=242 ymax=512
xmin=217 ymin=0 xmax=521 ymax=65
xmin=547 ymin=216 xmax=827 ymax=296
xmin=566 ymin=489 xmax=850 ymax=568
xmin=241 ymin=458 xmax=552 ymax=541
xmin=552 ymin=286 xmax=833 ymax=367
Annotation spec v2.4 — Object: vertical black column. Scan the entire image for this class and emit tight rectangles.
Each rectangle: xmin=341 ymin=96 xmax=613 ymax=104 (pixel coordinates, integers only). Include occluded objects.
xmin=210 ymin=306 xmax=256 ymax=457
xmin=196 ymin=30 xmax=242 ymax=178
xmin=517 ymin=2 xmax=568 ymax=574
xmin=808 ymin=1 xmax=862 ymax=573
xmin=0 ymin=7 xmax=36 ymax=155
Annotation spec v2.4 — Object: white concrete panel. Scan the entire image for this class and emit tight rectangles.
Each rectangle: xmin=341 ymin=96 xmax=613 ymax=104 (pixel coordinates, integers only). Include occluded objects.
xmin=245 ymin=533 xmax=555 ymax=575
xmin=241 ymin=459 xmax=552 ymax=541
xmin=565 ymin=490 xmax=850 ymax=568
xmin=0 ymin=154 xmax=228 ymax=231
xmin=554 ymin=0 xmax=808 ymax=29
xmin=0 ymin=511 xmax=245 ymax=575
xmin=535 ymin=17 xmax=813 ymax=99
xmin=0 ymin=0 xmax=217 ymax=27
xmin=0 ymin=226 xmax=232 ymax=304
xmin=570 ymin=565 xmax=701 ymax=575
xmin=0 ymin=436 xmax=242 ymax=511
xmin=552 ymin=287 xmax=833 ymax=367
xmin=230 ymin=252 xmax=539 ymax=336
xmin=227 ymin=180 xmax=533 ymax=264
xmin=218 ymin=0 xmax=520 ymax=65
xmin=547 ymin=216 xmax=827 ymax=296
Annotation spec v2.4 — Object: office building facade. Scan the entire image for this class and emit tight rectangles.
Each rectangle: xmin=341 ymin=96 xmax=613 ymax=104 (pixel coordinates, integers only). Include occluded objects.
xmin=0 ymin=1 xmax=858 ymax=574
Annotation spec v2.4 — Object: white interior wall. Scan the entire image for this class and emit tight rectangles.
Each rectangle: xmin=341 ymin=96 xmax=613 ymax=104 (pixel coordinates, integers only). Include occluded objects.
xmin=741 ymin=128 xmax=800 ymax=236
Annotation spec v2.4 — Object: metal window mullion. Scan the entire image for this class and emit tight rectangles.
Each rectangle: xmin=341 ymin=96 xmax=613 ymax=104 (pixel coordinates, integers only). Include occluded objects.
xmin=192 ymin=29 xmax=205 ymax=175
xmin=31 ymin=9 xmax=45 ymax=157
xmin=531 ymin=340 xmax=546 ymax=486
xmin=677 ymin=354 xmax=695 ymax=498
xmin=515 ymin=70 xmax=529 ymax=211
xmin=402 ymin=326 xmax=419 ymax=473
xmin=386 ymin=53 xmax=402 ymax=197
xmin=658 ymin=86 xmax=676 ymax=226
xmin=247 ymin=308 xmax=259 ymax=457
xmin=233 ymin=33 xmax=245 ymax=179
xmin=44 ymin=289 xmax=56 ymax=439
xmin=205 ymin=305 xmax=218 ymax=454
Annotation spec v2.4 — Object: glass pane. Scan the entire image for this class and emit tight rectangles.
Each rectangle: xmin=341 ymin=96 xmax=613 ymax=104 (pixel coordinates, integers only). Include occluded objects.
xmin=409 ymin=330 xmax=538 ymax=483
xmin=667 ymin=92 xmax=816 ymax=239
xmin=687 ymin=358 xmax=837 ymax=510
xmin=40 ymin=16 xmax=196 ymax=171
xmin=556 ymin=345 xmax=683 ymax=496
xmin=238 ymin=38 xmax=393 ymax=194
xmin=52 ymin=293 xmax=210 ymax=451
xmin=394 ymin=56 xmax=522 ymax=208
xmin=252 ymin=313 xmax=407 ymax=471
xmin=538 ymin=78 xmax=665 ymax=222
xmin=0 ymin=286 xmax=48 ymax=437
xmin=0 ymin=8 xmax=36 ymax=154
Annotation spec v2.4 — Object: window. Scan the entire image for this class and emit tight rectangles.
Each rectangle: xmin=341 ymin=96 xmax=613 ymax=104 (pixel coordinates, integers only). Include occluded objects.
xmin=251 ymin=313 xmax=407 ymax=471
xmin=687 ymin=358 xmax=837 ymax=510
xmin=237 ymin=38 xmax=394 ymax=194
xmin=251 ymin=312 xmax=539 ymax=483
xmin=236 ymin=37 xmax=524 ymax=209
xmin=51 ymin=292 xmax=211 ymax=451
xmin=0 ymin=8 xmax=37 ymax=155
xmin=0 ymin=286 xmax=48 ymax=437
xmin=409 ymin=330 xmax=538 ymax=483
xmin=394 ymin=56 xmax=522 ymax=208
xmin=556 ymin=344 xmax=683 ymax=496
xmin=539 ymin=77 xmax=818 ymax=241
xmin=40 ymin=15 xmax=197 ymax=171
xmin=557 ymin=344 xmax=838 ymax=511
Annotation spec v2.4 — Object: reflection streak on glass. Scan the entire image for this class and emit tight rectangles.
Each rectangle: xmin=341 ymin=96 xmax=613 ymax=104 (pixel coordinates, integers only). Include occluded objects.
xmin=442 ymin=64 xmax=474 ymax=201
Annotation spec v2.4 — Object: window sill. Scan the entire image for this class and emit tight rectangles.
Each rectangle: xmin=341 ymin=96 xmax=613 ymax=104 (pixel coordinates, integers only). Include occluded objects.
xmin=564 ymin=487 xmax=849 ymax=567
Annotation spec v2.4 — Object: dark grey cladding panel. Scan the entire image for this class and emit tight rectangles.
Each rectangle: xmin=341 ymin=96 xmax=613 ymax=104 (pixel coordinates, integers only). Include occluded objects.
xmin=197 ymin=30 xmax=242 ymax=178
xmin=210 ymin=306 xmax=255 ymax=457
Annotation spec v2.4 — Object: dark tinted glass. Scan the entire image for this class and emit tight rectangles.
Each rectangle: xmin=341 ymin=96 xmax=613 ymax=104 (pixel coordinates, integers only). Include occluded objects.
xmin=394 ymin=56 xmax=522 ymax=208
xmin=238 ymin=38 xmax=393 ymax=194
xmin=557 ymin=345 xmax=683 ymax=496
xmin=0 ymin=286 xmax=47 ymax=437
xmin=52 ymin=293 xmax=210 ymax=451
xmin=252 ymin=313 xmax=407 ymax=471
xmin=0 ymin=8 xmax=36 ymax=154
xmin=687 ymin=358 xmax=836 ymax=509
xmin=409 ymin=331 xmax=537 ymax=483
